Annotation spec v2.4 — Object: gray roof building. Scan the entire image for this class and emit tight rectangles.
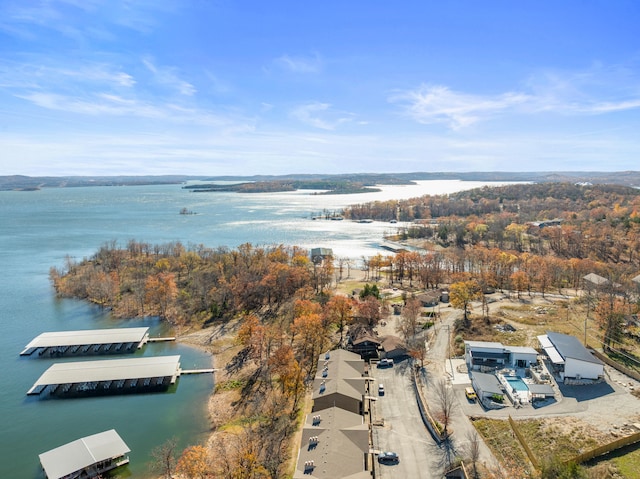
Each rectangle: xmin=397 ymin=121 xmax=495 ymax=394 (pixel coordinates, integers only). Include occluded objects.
xmin=293 ymin=407 xmax=370 ymax=479
xmin=471 ymin=372 xmax=504 ymax=397
xmin=540 ymin=332 xmax=604 ymax=381
xmin=316 ymin=349 xmax=365 ymax=378
xmin=583 ymin=273 xmax=609 ymax=287
xmin=312 ymin=350 xmax=367 ymax=423
xmin=545 ymin=332 xmax=602 ymax=365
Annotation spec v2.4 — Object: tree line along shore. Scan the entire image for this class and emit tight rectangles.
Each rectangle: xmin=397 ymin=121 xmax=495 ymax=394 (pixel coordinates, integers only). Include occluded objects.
xmin=48 ymin=181 xmax=640 ymax=478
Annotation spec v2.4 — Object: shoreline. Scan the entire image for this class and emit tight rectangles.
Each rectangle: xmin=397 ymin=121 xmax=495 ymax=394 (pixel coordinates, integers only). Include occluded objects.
xmin=174 ymin=319 xmax=243 ymax=460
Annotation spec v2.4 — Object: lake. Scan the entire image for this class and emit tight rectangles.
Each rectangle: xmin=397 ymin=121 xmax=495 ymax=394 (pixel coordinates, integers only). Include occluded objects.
xmin=0 ymin=179 xmax=515 ymax=477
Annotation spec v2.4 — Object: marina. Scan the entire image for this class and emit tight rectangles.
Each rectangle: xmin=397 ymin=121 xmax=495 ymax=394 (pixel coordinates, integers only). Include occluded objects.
xmin=20 ymin=327 xmax=152 ymax=357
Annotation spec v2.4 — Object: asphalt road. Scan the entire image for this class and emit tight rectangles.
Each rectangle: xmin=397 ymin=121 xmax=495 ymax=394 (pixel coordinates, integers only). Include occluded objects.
xmin=372 ymin=360 xmax=442 ymax=479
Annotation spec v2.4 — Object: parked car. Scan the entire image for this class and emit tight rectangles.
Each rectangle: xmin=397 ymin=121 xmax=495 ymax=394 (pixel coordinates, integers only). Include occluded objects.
xmin=378 ymin=383 xmax=385 ymax=396
xmin=378 ymin=451 xmax=399 ymax=464
xmin=465 ymin=386 xmax=477 ymax=401
xmin=377 ymin=358 xmax=394 ymax=368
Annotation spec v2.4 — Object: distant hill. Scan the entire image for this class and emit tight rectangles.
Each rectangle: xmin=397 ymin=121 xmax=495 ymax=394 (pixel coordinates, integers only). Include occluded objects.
xmin=0 ymin=175 xmax=198 ymax=191
xmin=1 ymin=171 xmax=639 ymax=191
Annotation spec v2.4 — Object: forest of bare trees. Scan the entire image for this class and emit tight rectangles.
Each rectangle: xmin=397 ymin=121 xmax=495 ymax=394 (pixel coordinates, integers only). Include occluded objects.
xmin=48 ymin=181 xmax=640 ymax=477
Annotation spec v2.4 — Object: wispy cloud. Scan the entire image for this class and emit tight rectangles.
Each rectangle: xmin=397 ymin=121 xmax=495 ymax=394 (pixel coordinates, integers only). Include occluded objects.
xmin=0 ymin=60 xmax=135 ymax=90
xmin=290 ymin=102 xmax=353 ymax=130
xmin=390 ymin=85 xmax=530 ymax=129
xmin=274 ymin=53 xmax=322 ymax=73
xmin=394 ymin=63 xmax=640 ymax=129
xmin=15 ymin=90 xmax=241 ymax=128
xmin=0 ymin=0 xmax=172 ymax=40
xmin=142 ymin=57 xmax=196 ymax=96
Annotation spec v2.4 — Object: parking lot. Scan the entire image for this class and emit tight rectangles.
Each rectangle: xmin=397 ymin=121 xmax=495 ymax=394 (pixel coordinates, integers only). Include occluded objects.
xmin=372 ymin=360 xmax=440 ymax=479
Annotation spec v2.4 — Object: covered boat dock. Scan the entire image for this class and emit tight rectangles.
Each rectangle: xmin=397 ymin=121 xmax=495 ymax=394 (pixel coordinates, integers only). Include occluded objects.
xmin=39 ymin=429 xmax=130 ymax=479
xmin=27 ymin=355 xmax=182 ymax=396
xmin=20 ymin=327 xmax=151 ymax=357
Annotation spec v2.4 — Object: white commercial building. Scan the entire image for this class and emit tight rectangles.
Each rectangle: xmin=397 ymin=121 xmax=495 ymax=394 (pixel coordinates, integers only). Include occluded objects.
xmin=538 ymin=332 xmax=604 ymax=382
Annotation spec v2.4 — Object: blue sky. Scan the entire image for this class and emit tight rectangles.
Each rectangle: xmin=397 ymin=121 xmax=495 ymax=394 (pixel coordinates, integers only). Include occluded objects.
xmin=1 ymin=1 xmax=639 ymax=176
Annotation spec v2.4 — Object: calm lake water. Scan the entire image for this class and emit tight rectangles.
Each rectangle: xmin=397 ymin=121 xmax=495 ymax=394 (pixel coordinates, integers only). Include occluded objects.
xmin=0 ymin=180 xmax=514 ymax=478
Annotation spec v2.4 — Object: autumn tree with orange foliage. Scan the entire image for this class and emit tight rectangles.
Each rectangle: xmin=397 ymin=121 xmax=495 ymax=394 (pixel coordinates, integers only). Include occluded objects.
xmin=176 ymin=445 xmax=212 ymax=479
xmin=324 ymin=294 xmax=355 ymax=344
xmin=449 ymin=280 xmax=482 ymax=326
xmin=145 ymin=272 xmax=177 ymax=320
xmin=291 ymin=299 xmax=327 ymax=376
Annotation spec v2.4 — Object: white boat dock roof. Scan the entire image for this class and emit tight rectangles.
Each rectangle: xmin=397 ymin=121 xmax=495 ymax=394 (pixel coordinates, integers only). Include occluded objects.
xmin=27 ymin=355 xmax=181 ymax=395
xmin=21 ymin=327 xmax=150 ymax=356
xmin=39 ymin=429 xmax=130 ymax=479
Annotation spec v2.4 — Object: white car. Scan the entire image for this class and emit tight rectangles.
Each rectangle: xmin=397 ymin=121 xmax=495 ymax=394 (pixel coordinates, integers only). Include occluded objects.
xmin=377 ymin=358 xmax=394 ymax=368
xmin=378 ymin=383 xmax=385 ymax=395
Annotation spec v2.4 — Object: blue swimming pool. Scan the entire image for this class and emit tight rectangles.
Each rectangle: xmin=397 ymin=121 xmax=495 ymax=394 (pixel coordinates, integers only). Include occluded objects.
xmin=504 ymin=376 xmax=529 ymax=392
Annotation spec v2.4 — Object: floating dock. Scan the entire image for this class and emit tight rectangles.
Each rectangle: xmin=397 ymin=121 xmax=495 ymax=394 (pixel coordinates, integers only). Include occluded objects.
xmin=27 ymin=355 xmax=182 ymax=396
xmin=20 ymin=327 xmax=152 ymax=357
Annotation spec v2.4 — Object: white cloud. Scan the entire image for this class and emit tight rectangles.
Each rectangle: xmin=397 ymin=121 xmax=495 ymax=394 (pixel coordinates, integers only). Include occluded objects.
xmin=393 ymin=80 xmax=640 ymax=129
xmin=0 ymin=60 xmax=135 ymax=89
xmin=142 ymin=57 xmax=196 ymax=96
xmin=391 ymin=84 xmax=530 ymax=129
xmin=290 ymin=102 xmax=353 ymax=130
xmin=274 ymin=54 xmax=322 ymax=73
xmin=14 ymin=90 xmax=240 ymax=128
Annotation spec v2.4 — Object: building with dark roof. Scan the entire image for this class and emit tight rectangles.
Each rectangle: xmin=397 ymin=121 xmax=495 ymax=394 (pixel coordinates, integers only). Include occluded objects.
xmin=538 ymin=332 xmax=604 ymax=382
xmin=470 ymin=372 xmax=504 ymax=402
xmin=380 ymin=335 xmax=408 ymax=360
xmin=464 ymin=340 xmax=538 ymax=372
xmin=347 ymin=325 xmax=381 ymax=359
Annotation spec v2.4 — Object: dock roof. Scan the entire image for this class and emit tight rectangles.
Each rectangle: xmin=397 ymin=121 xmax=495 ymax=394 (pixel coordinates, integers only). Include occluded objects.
xmin=23 ymin=327 xmax=149 ymax=350
xmin=39 ymin=429 xmax=130 ymax=479
xmin=28 ymin=355 xmax=180 ymax=394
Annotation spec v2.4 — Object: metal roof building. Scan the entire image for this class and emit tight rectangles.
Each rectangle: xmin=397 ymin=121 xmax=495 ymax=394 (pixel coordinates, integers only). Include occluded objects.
xmin=539 ymin=332 xmax=604 ymax=381
xmin=471 ymin=371 xmax=504 ymax=398
xmin=39 ymin=429 xmax=130 ymax=479
xmin=21 ymin=327 xmax=150 ymax=357
xmin=27 ymin=355 xmax=181 ymax=396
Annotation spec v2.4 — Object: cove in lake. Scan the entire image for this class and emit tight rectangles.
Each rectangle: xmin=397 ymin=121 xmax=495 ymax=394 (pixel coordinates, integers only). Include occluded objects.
xmin=0 ymin=180 xmax=517 ymax=478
